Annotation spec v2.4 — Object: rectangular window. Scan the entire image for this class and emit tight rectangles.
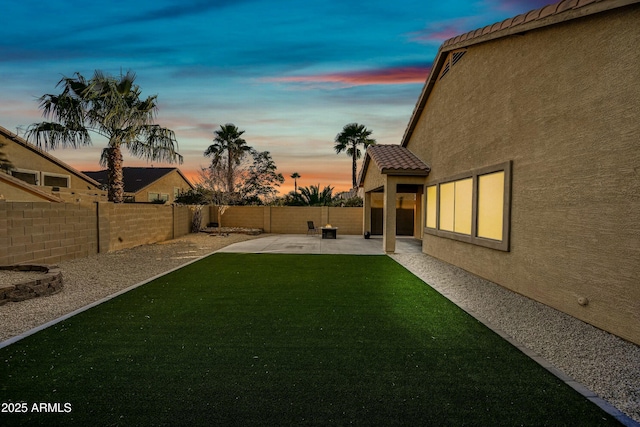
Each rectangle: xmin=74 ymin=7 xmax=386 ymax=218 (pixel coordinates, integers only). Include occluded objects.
xmin=11 ymin=169 xmax=38 ymax=185
xmin=437 ymin=179 xmax=472 ymax=235
xmin=477 ymin=171 xmax=505 ymax=241
xmin=425 ymin=185 xmax=437 ymax=229
xmin=454 ymin=178 xmax=472 ymax=235
xmin=424 ymin=161 xmax=511 ymax=251
xmin=148 ymin=192 xmax=169 ymax=202
xmin=439 ymin=182 xmax=455 ymax=232
xmin=42 ymin=173 xmax=70 ymax=188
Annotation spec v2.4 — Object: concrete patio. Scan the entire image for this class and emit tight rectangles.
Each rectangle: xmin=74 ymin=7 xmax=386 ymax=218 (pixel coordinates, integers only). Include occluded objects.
xmin=217 ymin=234 xmax=423 ymax=255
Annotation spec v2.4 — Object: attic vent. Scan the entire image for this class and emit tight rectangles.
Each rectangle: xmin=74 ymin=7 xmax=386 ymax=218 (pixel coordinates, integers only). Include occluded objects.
xmin=439 ymin=49 xmax=467 ymax=81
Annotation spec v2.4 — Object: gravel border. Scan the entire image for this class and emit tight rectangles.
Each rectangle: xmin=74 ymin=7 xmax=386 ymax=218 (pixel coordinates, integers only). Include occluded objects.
xmin=390 ymin=252 xmax=640 ymax=425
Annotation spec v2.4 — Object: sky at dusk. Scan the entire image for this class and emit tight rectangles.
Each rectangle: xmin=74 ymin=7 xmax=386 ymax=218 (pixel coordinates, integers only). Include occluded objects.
xmin=1 ymin=0 xmax=551 ymax=195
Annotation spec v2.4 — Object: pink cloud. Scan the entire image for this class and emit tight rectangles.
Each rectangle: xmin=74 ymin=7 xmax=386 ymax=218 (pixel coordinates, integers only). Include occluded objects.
xmin=408 ymin=18 xmax=472 ymax=44
xmin=265 ymin=66 xmax=430 ymax=87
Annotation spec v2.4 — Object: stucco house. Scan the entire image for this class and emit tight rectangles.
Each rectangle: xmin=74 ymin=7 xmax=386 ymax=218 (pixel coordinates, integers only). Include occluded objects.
xmin=359 ymin=0 xmax=639 ymax=345
xmin=0 ymin=125 xmax=105 ymax=203
xmin=83 ymin=167 xmax=194 ymax=204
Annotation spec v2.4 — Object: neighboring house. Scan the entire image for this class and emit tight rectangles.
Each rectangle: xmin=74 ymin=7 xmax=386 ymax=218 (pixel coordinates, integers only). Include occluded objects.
xmin=359 ymin=0 xmax=639 ymax=345
xmin=83 ymin=167 xmax=194 ymax=203
xmin=0 ymin=125 xmax=105 ymax=203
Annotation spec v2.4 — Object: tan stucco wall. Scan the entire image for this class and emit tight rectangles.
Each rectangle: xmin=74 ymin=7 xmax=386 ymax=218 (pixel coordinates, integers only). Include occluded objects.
xmin=406 ymin=6 xmax=640 ymax=344
xmin=134 ymin=170 xmax=192 ymax=203
xmin=361 ymin=162 xmax=385 ymax=193
xmin=0 ymin=180 xmax=56 ymax=202
xmin=2 ymin=134 xmax=100 ymax=192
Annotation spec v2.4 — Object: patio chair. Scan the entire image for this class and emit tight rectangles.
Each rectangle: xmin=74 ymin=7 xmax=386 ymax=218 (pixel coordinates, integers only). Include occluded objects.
xmin=307 ymin=221 xmax=319 ymax=236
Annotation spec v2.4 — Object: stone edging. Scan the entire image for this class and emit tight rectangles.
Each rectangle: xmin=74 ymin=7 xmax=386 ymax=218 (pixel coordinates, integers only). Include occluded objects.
xmin=0 ymin=265 xmax=63 ymax=305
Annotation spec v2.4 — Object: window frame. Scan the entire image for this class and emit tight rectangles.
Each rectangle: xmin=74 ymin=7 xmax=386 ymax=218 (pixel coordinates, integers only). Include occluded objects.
xmin=424 ymin=161 xmax=512 ymax=251
xmin=11 ymin=168 xmax=40 ymax=185
xmin=148 ymin=192 xmax=169 ymax=202
xmin=42 ymin=172 xmax=70 ymax=188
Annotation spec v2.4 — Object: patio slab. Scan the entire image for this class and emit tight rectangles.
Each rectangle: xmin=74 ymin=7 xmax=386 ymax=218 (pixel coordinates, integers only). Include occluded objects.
xmin=216 ymin=234 xmax=422 ymax=255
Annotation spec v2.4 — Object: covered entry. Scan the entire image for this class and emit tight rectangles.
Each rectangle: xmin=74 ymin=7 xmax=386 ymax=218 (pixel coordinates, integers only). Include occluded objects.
xmin=359 ymin=145 xmax=430 ymax=253
xmin=369 ymin=185 xmax=423 ymax=236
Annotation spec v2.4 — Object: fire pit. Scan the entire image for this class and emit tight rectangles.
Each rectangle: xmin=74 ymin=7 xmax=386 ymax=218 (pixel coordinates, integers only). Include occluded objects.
xmin=0 ymin=265 xmax=63 ymax=305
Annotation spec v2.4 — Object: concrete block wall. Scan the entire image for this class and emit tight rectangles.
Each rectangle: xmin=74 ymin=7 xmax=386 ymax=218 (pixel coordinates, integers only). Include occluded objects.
xmin=2 ymin=201 xmax=207 ymax=266
xmin=327 ymin=207 xmax=363 ymax=235
xmin=212 ymin=206 xmax=362 ymax=235
xmin=104 ymin=203 xmax=174 ymax=252
xmin=0 ymin=201 xmax=98 ymax=265
xmin=215 ymin=206 xmax=265 ymax=229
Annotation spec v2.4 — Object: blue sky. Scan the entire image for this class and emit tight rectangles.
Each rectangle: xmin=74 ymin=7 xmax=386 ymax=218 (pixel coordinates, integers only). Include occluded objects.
xmin=0 ymin=0 xmax=549 ymax=194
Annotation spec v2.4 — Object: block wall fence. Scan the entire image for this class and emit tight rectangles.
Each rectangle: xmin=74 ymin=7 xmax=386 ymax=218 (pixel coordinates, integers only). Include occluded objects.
xmin=210 ymin=206 xmax=363 ymax=235
xmin=0 ymin=202 xmax=211 ymax=265
xmin=1 ymin=202 xmax=362 ymax=265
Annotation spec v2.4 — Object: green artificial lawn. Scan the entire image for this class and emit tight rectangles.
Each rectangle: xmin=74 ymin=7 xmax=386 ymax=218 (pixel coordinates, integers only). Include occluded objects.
xmin=0 ymin=254 xmax=620 ymax=426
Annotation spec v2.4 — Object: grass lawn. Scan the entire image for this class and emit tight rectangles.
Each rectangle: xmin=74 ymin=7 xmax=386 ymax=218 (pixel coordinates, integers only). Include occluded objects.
xmin=1 ymin=254 xmax=620 ymax=426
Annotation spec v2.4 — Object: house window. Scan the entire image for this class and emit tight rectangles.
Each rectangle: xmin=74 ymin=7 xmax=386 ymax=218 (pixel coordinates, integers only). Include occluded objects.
xmin=425 ymin=161 xmax=511 ymax=251
xmin=148 ymin=192 xmax=169 ymax=202
xmin=11 ymin=168 xmax=39 ymax=185
xmin=477 ymin=171 xmax=505 ymax=241
xmin=425 ymin=185 xmax=437 ymax=228
xmin=42 ymin=172 xmax=70 ymax=188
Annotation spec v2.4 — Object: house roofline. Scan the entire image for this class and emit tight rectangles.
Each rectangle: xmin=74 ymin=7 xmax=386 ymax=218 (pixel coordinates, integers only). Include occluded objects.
xmin=133 ymin=167 xmax=195 ymax=194
xmin=0 ymin=172 xmax=64 ymax=202
xmin=0 ymin=125 xmax=103 ymax=188
xmin=400 ymin=0 xmax=640 ymax=148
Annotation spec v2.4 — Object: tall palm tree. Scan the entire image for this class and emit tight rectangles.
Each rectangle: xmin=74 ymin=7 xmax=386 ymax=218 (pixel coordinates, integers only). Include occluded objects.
xmin=334 ymin=123 xmax=376 ymax=189
xmin=205 ymin=124 xmax=252 ymax=193
xmin=26 ymin=70 xmax=182 ymax=203
xmin=290 ymin=172 xmax=301 ymax=192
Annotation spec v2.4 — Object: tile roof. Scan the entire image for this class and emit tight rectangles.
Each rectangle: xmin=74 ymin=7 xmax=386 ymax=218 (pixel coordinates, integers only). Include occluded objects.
xmin=83 ymin=167 xmax=191 ymax=193
xmin=441 ymin=0 xmax=629 ymax=49
xmin=365 ymin=144 xmax=431 ymax=176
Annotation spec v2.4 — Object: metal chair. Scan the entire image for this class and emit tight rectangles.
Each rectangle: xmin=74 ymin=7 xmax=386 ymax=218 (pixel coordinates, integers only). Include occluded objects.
xmin=307 ymin=221 xmax=318 ymax=236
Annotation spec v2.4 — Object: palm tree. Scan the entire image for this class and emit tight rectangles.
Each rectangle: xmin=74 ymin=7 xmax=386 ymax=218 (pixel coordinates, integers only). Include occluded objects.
xmin=334 ymin=123 xmax=376 ymax=189
xmin=26 ymin=70 xmax=182 ymax=203
xmin=290 ymin=172 xmax=301 ymax=192
xmin=296 ymin=184 xmax=334 ymax=206
xmin=205 ymin=124 xmax=252 ymax=193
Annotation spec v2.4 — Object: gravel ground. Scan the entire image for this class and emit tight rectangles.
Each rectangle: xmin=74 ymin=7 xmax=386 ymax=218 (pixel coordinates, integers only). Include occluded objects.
xmin=390 ymin=252 xmax=640 ymax=424
xmin=0 ymin=270 xmax=48 ymax=285
xmin=1 ymin=235 xmax=637 ymax=423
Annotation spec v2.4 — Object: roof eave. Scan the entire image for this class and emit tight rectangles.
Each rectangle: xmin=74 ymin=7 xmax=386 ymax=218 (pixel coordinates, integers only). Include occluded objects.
xmin=380 ymin=168 xmax=430 ymax=176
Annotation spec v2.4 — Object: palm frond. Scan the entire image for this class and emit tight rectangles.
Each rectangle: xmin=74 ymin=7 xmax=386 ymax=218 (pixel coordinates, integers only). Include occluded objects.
xmin=26 ymin=122 xmax=92 ymax=150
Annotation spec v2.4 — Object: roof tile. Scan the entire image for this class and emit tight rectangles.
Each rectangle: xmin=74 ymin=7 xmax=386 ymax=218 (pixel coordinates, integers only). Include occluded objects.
xmin=539 ymin=4 xmax=560 ymax=18
xmin=366 ymin=145 xmax=430 ymax=175
xmin=442 ymin=0 xmax=617 ymax=49
xmin=557 ymin=0 xmax=579 ymax=12
xmin=524 ymin=9 xmax=542 ymax=23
